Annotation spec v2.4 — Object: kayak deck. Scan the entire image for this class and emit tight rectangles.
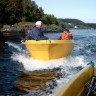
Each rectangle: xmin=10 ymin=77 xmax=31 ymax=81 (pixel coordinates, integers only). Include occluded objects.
xmin=55 ymin=65 xmax=96 ymax=96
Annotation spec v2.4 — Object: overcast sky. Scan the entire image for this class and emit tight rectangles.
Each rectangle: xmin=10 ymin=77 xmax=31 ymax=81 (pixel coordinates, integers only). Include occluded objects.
xmin=33 ymin=0 xmax=96 ymax=23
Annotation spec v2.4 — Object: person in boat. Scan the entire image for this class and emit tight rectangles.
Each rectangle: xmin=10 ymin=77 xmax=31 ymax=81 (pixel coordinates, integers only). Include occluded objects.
xmin=59 ymin=28 xmax=73 ymax=40
xmin=25 ymin=21 xmax=48 ymax=40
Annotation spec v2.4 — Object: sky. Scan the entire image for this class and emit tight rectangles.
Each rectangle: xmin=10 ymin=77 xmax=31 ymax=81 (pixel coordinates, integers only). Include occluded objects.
xmin=33 ymin=0 xmax=96 ymax=23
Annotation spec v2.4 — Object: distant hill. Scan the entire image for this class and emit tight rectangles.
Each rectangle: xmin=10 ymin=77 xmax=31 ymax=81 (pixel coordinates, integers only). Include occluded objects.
xmin=58 ymin=18 xmax=96 ymax=29
xmin=58 ymin=18 xmax=85 ymax=25
xmin=85 ymin=23 xmax=96 ymax=29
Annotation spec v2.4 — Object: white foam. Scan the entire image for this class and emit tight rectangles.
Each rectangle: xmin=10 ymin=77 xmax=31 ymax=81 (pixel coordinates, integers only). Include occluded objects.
xmin=11 ymin=52 xmax=87 ymax=71
xmin=5 ymin=41 xmax=22 ymax=51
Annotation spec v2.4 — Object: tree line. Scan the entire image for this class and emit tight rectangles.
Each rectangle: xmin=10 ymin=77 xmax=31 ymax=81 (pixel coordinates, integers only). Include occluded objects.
xmin=0 ymin=0 xmax=59 ymax=25
xmin=0 ymin=0 xmax=95 ymax=29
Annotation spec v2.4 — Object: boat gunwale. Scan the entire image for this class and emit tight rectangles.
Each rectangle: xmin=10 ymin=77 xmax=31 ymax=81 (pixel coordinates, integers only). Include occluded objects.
xmin=25 ymin=40 xmax=74 ymax=44
xmin=55 ymin=65 xmax=93 ymax=96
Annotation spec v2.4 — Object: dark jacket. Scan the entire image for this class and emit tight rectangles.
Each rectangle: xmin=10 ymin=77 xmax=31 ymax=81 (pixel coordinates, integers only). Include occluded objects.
xmin=25 ymin=26 xmax=48 ymax=40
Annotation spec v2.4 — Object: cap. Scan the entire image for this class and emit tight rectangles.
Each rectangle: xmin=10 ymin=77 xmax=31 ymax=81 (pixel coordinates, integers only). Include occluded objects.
xmin=35 ymin=21 xmax=42 ymax=26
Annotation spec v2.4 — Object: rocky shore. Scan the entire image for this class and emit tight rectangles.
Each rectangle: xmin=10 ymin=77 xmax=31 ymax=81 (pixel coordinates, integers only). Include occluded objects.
xmin=0 ymin=22 xmax=63 ymax=40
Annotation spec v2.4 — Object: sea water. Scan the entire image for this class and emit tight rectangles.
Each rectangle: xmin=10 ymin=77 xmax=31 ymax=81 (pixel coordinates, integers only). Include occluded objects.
xmin=0 ymin=29 xmax=96 ymax=96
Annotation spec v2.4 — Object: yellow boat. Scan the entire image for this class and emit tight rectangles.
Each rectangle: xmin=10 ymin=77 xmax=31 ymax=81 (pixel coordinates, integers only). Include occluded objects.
xmin=55 ymin=62 xmax=96 ymax=96
xmin=25 ymin=40 xmax=74 ymax=60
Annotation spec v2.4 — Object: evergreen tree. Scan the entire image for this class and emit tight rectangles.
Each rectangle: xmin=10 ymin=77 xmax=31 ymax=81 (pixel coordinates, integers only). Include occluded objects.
xmin=0 ymin=0 xmax=58 ymax=25
xmin=0 ymin=0 xmax=23 ymax=24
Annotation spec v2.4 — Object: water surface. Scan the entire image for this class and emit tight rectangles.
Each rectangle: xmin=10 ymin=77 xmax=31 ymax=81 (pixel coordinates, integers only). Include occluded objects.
xmin=0 ymin=29 xmax=96 ymax=96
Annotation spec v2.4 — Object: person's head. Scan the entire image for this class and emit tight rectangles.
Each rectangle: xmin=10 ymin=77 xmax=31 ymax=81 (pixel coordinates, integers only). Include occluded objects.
xmin=35 ymin=21 xmax=43 ymax=28
xmin=63 ymin=28 xmax=69 ymax=32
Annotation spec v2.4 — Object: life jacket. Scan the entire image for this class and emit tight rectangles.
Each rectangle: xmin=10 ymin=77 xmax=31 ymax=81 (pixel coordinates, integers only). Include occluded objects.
xmin=61 ymin=31 xmax=73 ymax=40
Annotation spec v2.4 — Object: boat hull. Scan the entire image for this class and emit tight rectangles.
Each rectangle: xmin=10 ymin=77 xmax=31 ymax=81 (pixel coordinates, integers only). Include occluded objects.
xmin=25 ymin=40 xmax=74 ymax=60
xmin=55 ymin=65 xmax=96 ymax=96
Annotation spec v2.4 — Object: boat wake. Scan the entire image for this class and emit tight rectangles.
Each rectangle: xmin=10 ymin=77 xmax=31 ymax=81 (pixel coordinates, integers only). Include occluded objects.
xmin=5 ymin=41 xmax=87 ymax=71
xmin=5 ymin=41 xmax=88 ymax=96
xmin=11 ymin=52 xmax=87 ymax=96
xmin=11 ymin=53 xmax=86 ymax=71
xmin=5 ymin=40 xmax=88 ymax=75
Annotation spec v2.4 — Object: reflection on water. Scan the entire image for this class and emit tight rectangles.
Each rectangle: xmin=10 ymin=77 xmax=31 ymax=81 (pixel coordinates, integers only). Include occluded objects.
xmin=16 ymin=68 xmax=65 ymax=94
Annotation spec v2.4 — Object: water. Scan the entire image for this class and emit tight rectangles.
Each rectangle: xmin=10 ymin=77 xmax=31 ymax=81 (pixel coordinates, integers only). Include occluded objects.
xmin=0 ymin=29 xmax=96 ymax=96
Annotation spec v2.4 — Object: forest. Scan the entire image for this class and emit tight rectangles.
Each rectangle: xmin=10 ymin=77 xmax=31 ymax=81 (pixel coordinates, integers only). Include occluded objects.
xmin=0 ymin=0 xmax=58 ymax=25
xmin=0 ymin=0 xmax=96 ymax=30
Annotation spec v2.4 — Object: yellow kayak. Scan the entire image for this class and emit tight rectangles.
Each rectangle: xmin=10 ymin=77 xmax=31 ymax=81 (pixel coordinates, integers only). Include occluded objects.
xmin=55 ymin=63 xmax=96 ymax=96
xmin=25 ymin=40 xmax=74 ymax=60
